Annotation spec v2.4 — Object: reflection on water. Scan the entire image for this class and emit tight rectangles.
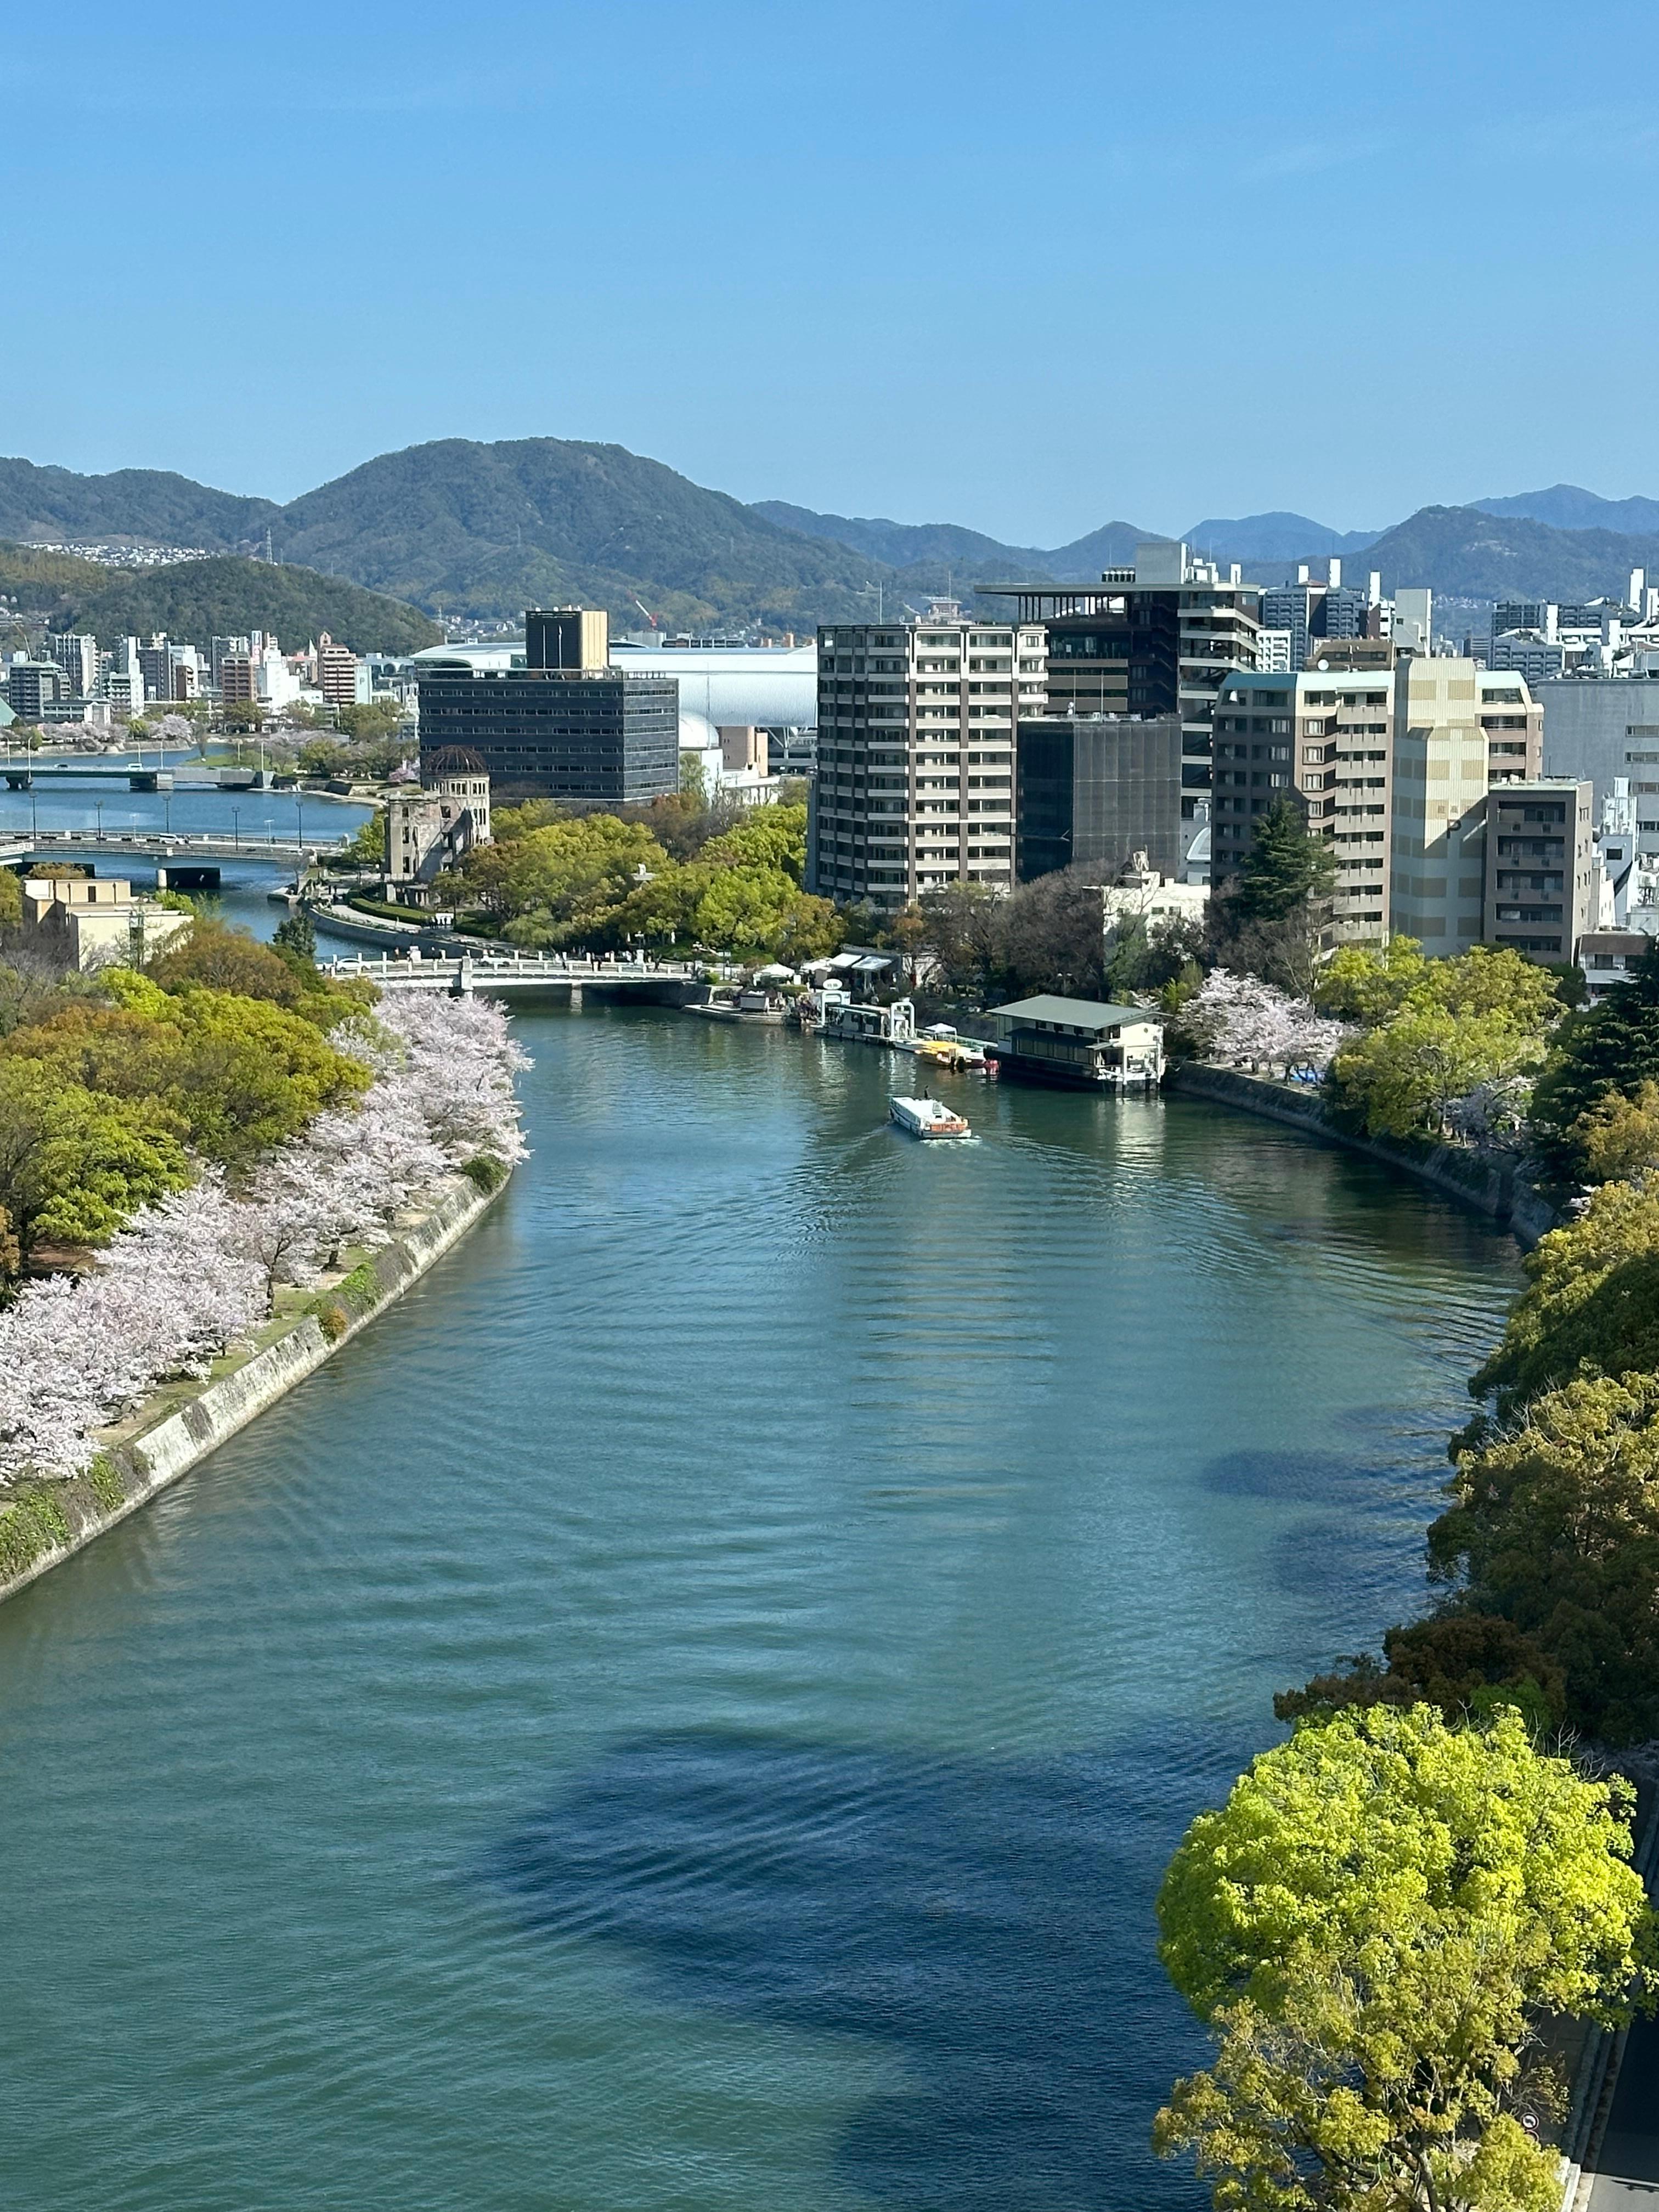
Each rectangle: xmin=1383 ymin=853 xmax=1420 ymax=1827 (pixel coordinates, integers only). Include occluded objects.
xmin=0 ymin=1007 xmax=1521 ymax=2212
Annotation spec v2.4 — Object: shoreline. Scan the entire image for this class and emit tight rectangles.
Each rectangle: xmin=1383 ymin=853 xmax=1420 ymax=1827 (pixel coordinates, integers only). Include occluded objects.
xmin=0 ymin=1166 xmax=509 ymax=1609
xmin=1167 ymin=1061 xmax=1561 ymax=1248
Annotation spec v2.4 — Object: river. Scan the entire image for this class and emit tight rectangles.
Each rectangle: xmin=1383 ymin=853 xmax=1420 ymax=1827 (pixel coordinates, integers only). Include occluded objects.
xmin=0 ymin=985 xmax=1520 ymax=2212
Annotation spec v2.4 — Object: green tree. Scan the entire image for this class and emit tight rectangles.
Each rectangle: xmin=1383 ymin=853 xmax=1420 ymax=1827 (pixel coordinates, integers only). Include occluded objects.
xmin=1230 ymin=794 xmax=1338 ymax=920
xmin=1468 ymin=1179 xmax=1659 ymax=1420
xmin=1577 ymin=1078 xmax=1659 ymax=1184
xmin=1273 ymin=1613 xmax=1565 ymax=1735
xmin=1316 ymin=938 xmax=1431 ymax=1024
xmin=1328 ymin=1005 xmax=1544 ymax=1140
xmin=1432 ymin=1373 xmax=1659 ymax=1741
xmin=0 ymin=1058 xmax=190 ymax=1270
xmin=701 ymin=803 xmax=809 ymax=885
xmin=1155 ymin=1705 xmax=1654 ymax=2212
xmin=343 ymin=812 xmax=388 ymax=869
xmin=916 ymin=881 xmax=1003 ymax=1001
xmin=1531 ymin=938 xmax=1659 ymax=1182
xmin=219 ymin=698 xmax=264 ymax=732
xmin=773 ymin=893 xmax=843 ymax=966
xmin=273 ymin=910 xmax=318 ymax=966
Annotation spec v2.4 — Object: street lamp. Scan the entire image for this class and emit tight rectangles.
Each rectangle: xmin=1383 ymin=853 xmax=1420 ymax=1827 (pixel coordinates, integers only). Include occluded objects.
xmin=95 ymin=799 xmax=104 ymax=844
xmin=232 ymin=807 xmax=240 ymax=851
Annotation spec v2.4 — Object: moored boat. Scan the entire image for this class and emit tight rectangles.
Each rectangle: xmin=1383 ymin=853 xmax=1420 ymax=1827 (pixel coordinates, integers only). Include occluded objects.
xmin=888 ymin=1094 xmax=971 ymax=1139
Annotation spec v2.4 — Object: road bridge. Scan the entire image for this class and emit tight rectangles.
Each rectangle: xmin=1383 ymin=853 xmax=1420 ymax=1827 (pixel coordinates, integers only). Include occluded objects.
xmin=0 ymin=829 xmax=347 ymax=864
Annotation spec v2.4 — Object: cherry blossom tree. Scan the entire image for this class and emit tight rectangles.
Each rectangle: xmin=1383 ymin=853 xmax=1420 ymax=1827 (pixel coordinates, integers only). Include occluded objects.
xmin=1187 ymin=969 xmax=1350 ymax=1080
xmin=0 ymin=994 xmax=530 ymax=1483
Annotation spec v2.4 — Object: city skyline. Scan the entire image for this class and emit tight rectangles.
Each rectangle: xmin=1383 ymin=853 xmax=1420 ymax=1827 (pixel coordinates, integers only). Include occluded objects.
xmin=10 ymin=0 xmax=1659 ymax=540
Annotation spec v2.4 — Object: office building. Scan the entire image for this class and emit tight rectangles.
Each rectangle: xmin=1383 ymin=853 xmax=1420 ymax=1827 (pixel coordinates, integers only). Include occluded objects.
xmin=1254 ymin=629 xmax=1294 ymax=674
xmin=1538 ymin=676 xmax=1659 ymax=839
xmin=1579 ymin=930 xmax=1652 ymax=1001
xmin=1393 ymin=588 xmax=1433 ymax=655
xmin=1389 ymin=658 xmax=1491 ymax=954
xmin=981 ymin=541 xmax=1257 ymax=825
xmin=137 ymin=637 xmax=173 ymax=704
xmin=808 ymin=608 xmax=1047 ymax=906
xmin=1015 ymin=714 xmax=1183 ymax=883
xmin=1212 ymin=667 xmax=1392 ymax=940
xmin=528 ymin=606 xmax=610 ymax=672
xmin=19 ymin=875 xmax=191 ymax=972
xmin=415 ymin=620 xmax=678 ymax=803
xmin=1482 ymin=779 xmax=1596 ymax=964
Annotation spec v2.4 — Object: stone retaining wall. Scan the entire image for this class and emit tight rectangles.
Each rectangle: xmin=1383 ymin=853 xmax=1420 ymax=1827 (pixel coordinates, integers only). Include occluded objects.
xmin=0 ymin=1169 xmax=506 ymax=1607
xmin=1169 ymin=1063 xmax=1560 ymax=1248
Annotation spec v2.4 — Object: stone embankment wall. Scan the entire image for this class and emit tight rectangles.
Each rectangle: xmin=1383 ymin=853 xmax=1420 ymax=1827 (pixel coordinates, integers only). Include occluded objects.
xmin=0 ymin=1169 xmax=507 ymax=1609
xmin=1169 ymin=1063 xmax=1560 ymax=1248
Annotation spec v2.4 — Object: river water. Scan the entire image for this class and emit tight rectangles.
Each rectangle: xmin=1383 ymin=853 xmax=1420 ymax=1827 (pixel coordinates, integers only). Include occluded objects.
xmin=0 ymin=986 xmax=1519 ymax=2212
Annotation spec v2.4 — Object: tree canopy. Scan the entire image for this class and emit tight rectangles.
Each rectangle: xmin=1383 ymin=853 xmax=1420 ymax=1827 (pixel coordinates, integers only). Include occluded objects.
xmin=1155 ymin=1705 xmax=1654 ymax=2212
xmin=1530 ymin=938 xmax=1659 ymax=1182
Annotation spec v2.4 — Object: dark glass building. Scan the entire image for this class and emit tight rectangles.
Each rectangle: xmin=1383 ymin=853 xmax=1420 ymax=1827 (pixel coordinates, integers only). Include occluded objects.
xmin=416 ymin=657 xmax=679 ymax=803
xmin=1015 ymin=714 xmax=1184 ymax=883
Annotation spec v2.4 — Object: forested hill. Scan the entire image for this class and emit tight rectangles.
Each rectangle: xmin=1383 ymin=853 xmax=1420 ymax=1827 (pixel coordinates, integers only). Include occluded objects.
xmin=54 ymin=556 xmax=441 ymax=656
xmin=0 ymin=457 xmax=279 ymax=550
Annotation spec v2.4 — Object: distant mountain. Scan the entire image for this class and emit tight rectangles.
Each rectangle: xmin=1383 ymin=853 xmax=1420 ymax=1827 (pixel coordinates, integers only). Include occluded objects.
xmin=0 ymin=457 xmax=279 ymax=551
xmin=749 ymin=501 xmax=1151 ymax=587
xmin=1474 ymin=483 xmax=1659 ymax=537
xmin=1355 ymin=506 xmax=1659 ymax=604
xmin=750 ymin=501 xmax=1044 ymax=574
xmin=57 ymin=556 xmax=441 ymax=656
xmin=1182 ymin=511 xmax=1381 ymax=563
xmin=274 ymin=439 xmax=907 ymax=633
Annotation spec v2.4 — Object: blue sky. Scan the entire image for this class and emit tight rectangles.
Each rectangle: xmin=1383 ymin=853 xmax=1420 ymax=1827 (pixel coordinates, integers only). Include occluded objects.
xmin=9 ymin=0 xmax=1659 ymax=540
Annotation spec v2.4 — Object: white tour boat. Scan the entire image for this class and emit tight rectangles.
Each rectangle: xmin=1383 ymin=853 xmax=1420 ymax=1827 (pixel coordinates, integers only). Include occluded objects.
xmin=889 ymin=1094 xmax=972 ymax=1140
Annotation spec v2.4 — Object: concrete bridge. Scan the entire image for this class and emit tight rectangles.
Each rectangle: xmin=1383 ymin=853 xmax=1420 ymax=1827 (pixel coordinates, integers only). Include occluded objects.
xmin=0 ymin=829 xmax=348 ymax=865
xmin=320 ymin=949 xmax=702 ymax=1002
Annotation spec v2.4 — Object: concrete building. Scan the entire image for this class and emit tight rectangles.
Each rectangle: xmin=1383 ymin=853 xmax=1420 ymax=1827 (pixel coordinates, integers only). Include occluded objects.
xmin=1212 ymin=666 xmax=1392 ymax=940
xmin=387 ymin=757 xmax=492 ymax=905
xmin=528 ymin=607 xmax=609 ymax=672
xmin=219 ymin=652 xmax=258 ymax=708
xmin=5 ymin=661 xmax=67 ymax=721
xmin=1482 ymin=780 xmax=1596 ymax=964
xmin=1254 ymin=629 xmax=1294 ymax=674
xmin=19 ymin=875 xmax=191 ymax=971
xmin=1579 ymin=929 xmax=1652 ymax=1002
xmin=1537 ymin=678 xmax=1659 ymax=854
xmin=981 ymin=541 xmax=1258 ymax=826
xmin=316 ymin=633 xmax=367 ymax=710
xmin=808 ymin=608 xmax=1047 ymax=906
xmin=44 ymin=634 xmax=97 ymax=696
xmin=1393 ymin=588 xmax=1433 ymax=655
xmin=1015 ymin=713 xmax=1183 ymax=883
xmin=1486 ymin=633 xmax=1565 ymax=686
xmin=984 ymin=994 xmax=1164 ymax=1088
xmin=414 ymin=628 xmax=679 ymax=804
xmin=1388 ymin=658 xmax=1491 ymax=955
xmin=1478 ymin=669 xmax=1543 ymax=782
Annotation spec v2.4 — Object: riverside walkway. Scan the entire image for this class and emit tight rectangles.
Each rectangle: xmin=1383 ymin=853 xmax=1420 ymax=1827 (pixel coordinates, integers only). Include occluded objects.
xmin=320 ymin=949 xmax=702 ymax=998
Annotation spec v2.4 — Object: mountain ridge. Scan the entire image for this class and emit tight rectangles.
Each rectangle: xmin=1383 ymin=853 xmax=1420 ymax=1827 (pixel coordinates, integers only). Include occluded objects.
xmin=10 ymin=441 xmax=1659 ymax=628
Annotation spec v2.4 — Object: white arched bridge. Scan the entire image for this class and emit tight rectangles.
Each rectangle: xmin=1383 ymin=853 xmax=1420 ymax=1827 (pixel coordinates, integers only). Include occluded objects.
xmin=320 ymin=949 xmax=703 ymax=1001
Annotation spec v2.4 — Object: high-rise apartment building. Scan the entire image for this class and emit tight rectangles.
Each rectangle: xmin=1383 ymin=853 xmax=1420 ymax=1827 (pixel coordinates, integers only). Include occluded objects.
xmin=317 ymin=632 xmax=365 ymax=710
xmin=1388 ymin=658 xmax=1491 ymax=955
xmin=44 ymin=633 xmax=97 ymax=696
xmin=807 ymin=608 xmax=1047 ymax=906
xmin=1482 ymin=780 xmax=1596 ymax=963
xmin=219 ymin=653 xmax=258 ymax=707
xmin=1478 ymin=669 xmax=1543 ymax=782
xmin=981 ymin=542 xmax=1257 ymax=828
xmin=1212 ymin=667 xmax=1392 ymax=939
